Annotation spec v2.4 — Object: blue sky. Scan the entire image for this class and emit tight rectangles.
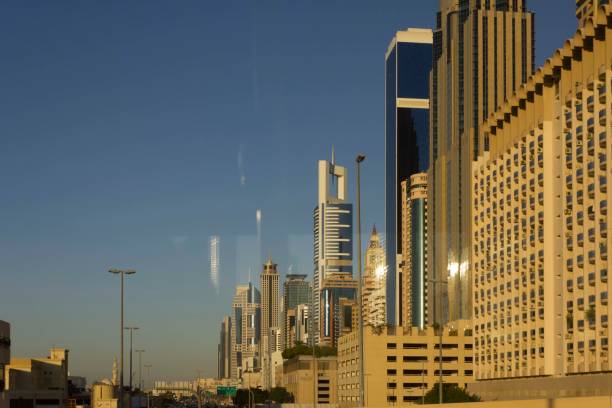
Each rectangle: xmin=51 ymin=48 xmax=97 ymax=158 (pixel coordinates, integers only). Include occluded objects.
xmin=0 ymin=1 xmax=576 ymax=382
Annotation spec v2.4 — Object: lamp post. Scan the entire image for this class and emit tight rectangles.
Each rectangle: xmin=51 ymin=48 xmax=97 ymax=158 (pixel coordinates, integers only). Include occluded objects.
xmin=428 ymin=278 xmax=448 ymax=405
xmin=144 ymin=364 xmax=152 ymax=391
xmin=135 ymin=349 xmax=145 ymax=390
xmin=124 ymin=326 xmax=140 ymax=391
xmin=355 ymin=154 xmax=366 ymax=408
xmin=109 ymin=268 xmax=136 ymax=408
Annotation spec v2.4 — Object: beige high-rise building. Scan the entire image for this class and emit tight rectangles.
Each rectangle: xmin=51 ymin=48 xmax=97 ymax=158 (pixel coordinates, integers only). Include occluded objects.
xmin=338 ymin=322 xmax=473 ymax=407
xmin=0 ymin=321 xmax=10 ymax=390
xmin=429 ymin=0 xmax=535 ymax=324
xmin=401 ymin=173 xmax=429 ymax=329
xmin=472 ymin=4 xmax=611 ymax=382
xmin=362 ymin=225 xmax=386 ymax=327
xmin=577 ymin=0 xmax=608 ymax=27
xmin=260 ymin=256 xmax=280 ymax=389
xmin=230 ymin=283 xmax=260 ymax=379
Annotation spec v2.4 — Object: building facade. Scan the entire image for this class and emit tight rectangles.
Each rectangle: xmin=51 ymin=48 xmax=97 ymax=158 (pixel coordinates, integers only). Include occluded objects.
xmin=429 ymin=0 xmax=535 ymax=324
xmin=218 ymin=316 xmax=231 ymax=379
xmin=362 ymin=225 xmax=386 ymax=327
xmin=283 ymin=274 xmax=311 ymax=348
xmin=260 ymin=257 xmax=280 ymax=389
xmin=231 ymin=283 xmax=261 ymax=379
xmin=472 ymin=5 xmax=611 ymax=380
xmin=577 ymin=0 xmax=608 ymax=27
xmin=283 ymin=355 xmax=338 ymax=405
xmin=314 ymin=152 xmax=355 ymax=346
xmin=0 ymin=321 xmax=10 ymax=390
xmin=3 ymin=348 xmax=70 ymax=408
xmin=385 ymin=28 xmax=433 ymax=326
xmin=338 ymin=322 xmax=473 ymax=406
xmin=401 ymin=173 xmax=429 ymax=329
xmin=320 ymin=274 xmax=358 ymax=347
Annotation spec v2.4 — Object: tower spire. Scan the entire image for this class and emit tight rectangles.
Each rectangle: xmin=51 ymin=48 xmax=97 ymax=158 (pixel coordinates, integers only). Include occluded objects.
xmin=331 ymin=145 xmax=335 ymax=166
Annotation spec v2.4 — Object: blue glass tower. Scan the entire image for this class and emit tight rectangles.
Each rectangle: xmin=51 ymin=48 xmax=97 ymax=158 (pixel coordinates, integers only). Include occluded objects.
xmin=385 ymin=29 xmax=432 ymax=326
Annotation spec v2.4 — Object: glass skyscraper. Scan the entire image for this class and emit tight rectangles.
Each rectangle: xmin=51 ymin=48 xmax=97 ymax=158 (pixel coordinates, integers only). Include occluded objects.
xmin=385 ymin=28 xmax=433 ymax=326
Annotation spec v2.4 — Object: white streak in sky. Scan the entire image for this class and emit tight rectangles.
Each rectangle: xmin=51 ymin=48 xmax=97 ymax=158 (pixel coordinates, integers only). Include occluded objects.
xmin=210 ymin=235 xmax=220 ymax=294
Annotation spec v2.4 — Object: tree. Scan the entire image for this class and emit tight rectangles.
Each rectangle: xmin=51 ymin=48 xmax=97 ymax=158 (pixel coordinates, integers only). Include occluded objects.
xmin=269 ymin=387 xmax=294 ymax=403
xmin=421 ymin=383 xmax=480 ymax=404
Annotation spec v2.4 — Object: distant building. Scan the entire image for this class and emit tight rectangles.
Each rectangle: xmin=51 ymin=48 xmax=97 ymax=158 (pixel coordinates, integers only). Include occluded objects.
xmin=294 ymin=304 xmax=310 ymax=346
xmin=0 ymin=321 xmax=10 ymax=390
xmin=314 ymin=151 xmax=354 ymax=346
xmin=362 ymin=225 xmax=386 ymax=327
xmin=152 ymin=381 xmax=195 ymax=398
xmin=218 ymin=316 xmax=231 ymax=379
xmin=3 ymin=348 xmax=70 ymax=408
xmin=385 ymin=28 xmax=432 ymax=326
xmin=231 ymin=283 xmax=261 ymax=379
xmin=283 ymin=274 xmax=311 ymax=348
xmin=283 ymin=355 xmax=337 ymax=405
xmin=320 ymin=274 xmax=358 ymax=347
xmin=91 ymin=381 xmax=117 ymax=408
xmin=338 ymin=322 xmax=473 ymax=406
xmin=338 ymin=297 xmax=358 ymax=336
xmin=260 ymin=257 xmax=280 ymax=389
xmin=401 ymin=173 xmax=429 ymax=329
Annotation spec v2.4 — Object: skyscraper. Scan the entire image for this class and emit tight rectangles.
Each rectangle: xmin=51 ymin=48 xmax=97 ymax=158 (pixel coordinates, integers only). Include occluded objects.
xmin=429 ymin=0 xmax=534 ymax=323
xmin=313 ymin=152 xmax=356 ymax=345
xmin=577 ymin=0 xmax=607 ymax=27
xmin=218 ymin=316 xmax=231 ymax=379
xmin=385 ymin=28 xmax=433 ymax=326
xmin=260 ymin=257 xmax=280 ymax=389
xmin=362 ymin=225 xmax=386 ymax=327
xmin=283 ymin=274 xmax=312 ymax=348
xmin=401 ymin=173 xmax=428 ymax=329
xmin=230 ymin=283 xmax=260 ymax=379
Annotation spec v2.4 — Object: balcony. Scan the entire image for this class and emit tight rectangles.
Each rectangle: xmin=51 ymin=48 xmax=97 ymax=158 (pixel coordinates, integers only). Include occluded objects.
xmin=602 ymin=292 xmax=608 ymax=306
xmin=600 ymin=110 xmax=607 ymax=126
xmin=600 ymin=132 xmax=606 ymax=149
xmin=587 ymin=95 xmax=595 ymax=112
xmin=588 ymin=117 xmax=595 ymax=134
xmin=589 ymin=161 xmax=596 ymax=177
xmin=599 ymin=85 xmax=606 ymax=103
xmin=602 ymin=269 xmax=608 ymax=283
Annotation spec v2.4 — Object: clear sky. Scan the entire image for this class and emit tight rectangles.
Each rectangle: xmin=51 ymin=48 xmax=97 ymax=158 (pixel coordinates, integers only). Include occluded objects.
xmin=0 ymin=1 xmax=576 ymax=383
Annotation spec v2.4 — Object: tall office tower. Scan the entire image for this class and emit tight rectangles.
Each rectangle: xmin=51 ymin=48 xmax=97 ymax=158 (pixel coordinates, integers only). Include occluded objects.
xmin=230 ymin=283 xmax=261 ymax=379
xmin=283 ymin=274 xmax=312 ymax=348
xmin=260 ymin=257 xmax=280 ymax=389
xmin=218 ymin=316 xmax=232 ymax=379
xmin=401 ymin=173 xmax=429 ymax=329
xmin=577 ymin=0 xmax=608 ymax=27
xmin=472 ymin=6 xmax=611 ymax=387
xmin=385 ymin=28 xmax=433 ymax=326
xmin=313 ymin=152 xmax=354 ymax=345
xmin=429 ymin=0 xmax=534 ymax=324
xmin=362 ymin=225 xmax=387 ymax=327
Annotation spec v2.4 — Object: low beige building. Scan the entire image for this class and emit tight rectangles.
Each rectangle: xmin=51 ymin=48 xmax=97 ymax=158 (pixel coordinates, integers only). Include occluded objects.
xmin=283 ymin=355 xmax=337 ymax=405
xmin=338 ymin=321 xmax=473 ymax=406
xmin=2 ymin=348 xmax=70 ymax=408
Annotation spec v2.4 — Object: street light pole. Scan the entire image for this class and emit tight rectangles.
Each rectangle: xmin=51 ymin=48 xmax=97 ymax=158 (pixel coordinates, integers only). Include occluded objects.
xmin=124 ymin=326 xmax=140 ymax=391
xmin=144 ymin=364 xmax=152 ymax=391
xmin=109 ymin=268 xmax=136 ymax=408
xmin=428 ymin=278 xmax=447 ymax=405
xmin=355 ymin=154 xmax=366 ymax=408
xmin=135 ymin=349 xmax=145 ymax=391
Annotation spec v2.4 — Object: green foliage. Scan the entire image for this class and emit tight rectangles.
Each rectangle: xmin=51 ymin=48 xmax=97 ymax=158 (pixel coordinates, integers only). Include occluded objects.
xmin=269 ymin=387 xmax=294 ymax=403
xmin=281 ymin=344 xmax=337 ymax=359
xmin=421 ymin=383 xmax=480 ymax=404
xmin=232 ymin=387 xmax=284 ymax=407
